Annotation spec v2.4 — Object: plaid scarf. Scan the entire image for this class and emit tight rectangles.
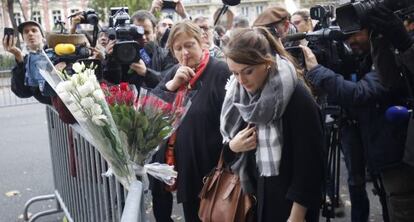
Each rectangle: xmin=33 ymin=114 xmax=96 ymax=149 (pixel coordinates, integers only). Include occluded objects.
xmin=220 ymin=55 xmax=297 ymax=177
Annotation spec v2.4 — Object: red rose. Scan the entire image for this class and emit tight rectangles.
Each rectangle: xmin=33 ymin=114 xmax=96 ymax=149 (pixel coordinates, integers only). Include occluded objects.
xmin=100 ymin=82 xmax=108 ymax=91
xmin=110 ymin=85 xmax=119 ymax=94
xmin=116 ymin=91 xmax=124 ymax=104
xmin=125 ymin=91 xmax=135 ymax=106
xmin=107 ymin=95 xmax=116 ymax=106
xmin=120 ymin=82 xmax=129 ymax=92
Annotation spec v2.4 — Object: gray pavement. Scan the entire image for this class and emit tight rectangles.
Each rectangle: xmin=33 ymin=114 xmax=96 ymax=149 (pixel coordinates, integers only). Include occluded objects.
xmin=0 ymin=102 xmax=384 ymax=222
xmin=0 ymin=103 xmax=62 ymax=222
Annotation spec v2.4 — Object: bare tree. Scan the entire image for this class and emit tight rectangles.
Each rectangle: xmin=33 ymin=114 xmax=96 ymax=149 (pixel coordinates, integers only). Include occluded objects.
xmin=5 ymin=0 xmax=21 ymax=47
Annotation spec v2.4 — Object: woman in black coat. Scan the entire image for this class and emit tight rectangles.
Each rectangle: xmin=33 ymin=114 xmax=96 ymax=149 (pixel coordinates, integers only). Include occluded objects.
xmin=150 ymin=20 xmax=231 ymax=222
xmin=221 ymin=27 xmax=324 ymax=222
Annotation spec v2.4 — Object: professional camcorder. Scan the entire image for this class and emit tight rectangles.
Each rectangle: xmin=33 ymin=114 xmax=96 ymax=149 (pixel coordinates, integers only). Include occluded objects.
xmin=336 ymin=0 xmax=414 ymax=34
xmin=284 ymin=5 xmax=356 ymax=74
xmin=107 ymin=7 xmax=145 ymax=64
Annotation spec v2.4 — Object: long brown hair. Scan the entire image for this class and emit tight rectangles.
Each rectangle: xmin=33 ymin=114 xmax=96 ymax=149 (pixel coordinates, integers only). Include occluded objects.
xmin=223 ymin=27 xmax=304 ymax=79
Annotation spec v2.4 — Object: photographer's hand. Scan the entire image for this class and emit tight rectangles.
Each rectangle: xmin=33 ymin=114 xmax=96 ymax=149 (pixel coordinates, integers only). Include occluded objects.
xmin=366 ymin=5 xmax=413 ymax=52
xmin=2 ymin=36 xmax=23 ymax=63
xmin=229 ymin=124 xmax=257 ymax=153
xmin=300 ymin=45 xmax=318 ymax=71
xmin=150 ymin=0 xmax=163 ymax=14
xmin=130 ymin=60 xmax=147 ymax=76
xmin=176 ymin=0 xmax=188 ymax=19
xmin=70 ymin=12 xmax=84 ymax=34
xmin=105 ymin=40 xmax=116 ymax=55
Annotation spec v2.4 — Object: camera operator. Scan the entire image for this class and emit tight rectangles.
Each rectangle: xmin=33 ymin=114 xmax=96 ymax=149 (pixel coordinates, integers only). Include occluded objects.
xmin=302 ymin=22 xmax=414 ymax=221
xmin=2 ymin=21 xmax=51 ymax=105
xmin=155 ymin=16 xmax=173 ymax=47
xmin=104 ymin=10 xmax=176 ymax=89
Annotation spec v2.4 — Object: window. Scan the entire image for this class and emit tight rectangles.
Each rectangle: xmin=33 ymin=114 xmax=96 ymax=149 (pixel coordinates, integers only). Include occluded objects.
xmin=13 ymin=12 xmax=22 ymax=25
xmin=256 ymin=5 xmax=263 ymax=15
xmin=241 ymin=7 xmax=249 ymax=17
xmin=52 ymin=10 xmax=61 ymax=23
xmin=32 ymin=11 xmax=42 ymax=25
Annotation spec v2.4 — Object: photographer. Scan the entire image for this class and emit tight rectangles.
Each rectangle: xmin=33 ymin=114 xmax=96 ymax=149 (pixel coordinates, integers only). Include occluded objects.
xmin=302 ymin=23 xmax=414 ymax=221
xmin=2 ymin=21 xmax=51 ymax=105
xmin=366 ymin=6 xmax=414 ymax=88
xmin=103 ymin=10 xmax=176 ymax=89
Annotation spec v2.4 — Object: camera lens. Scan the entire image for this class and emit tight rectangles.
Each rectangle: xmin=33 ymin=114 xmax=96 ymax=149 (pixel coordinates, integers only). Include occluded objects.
xmin=113 ymin=41 xmax=140 ymax=64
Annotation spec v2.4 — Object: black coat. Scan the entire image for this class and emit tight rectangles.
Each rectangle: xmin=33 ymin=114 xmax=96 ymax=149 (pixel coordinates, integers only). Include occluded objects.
xmin=151 ymin=56 xmax=231 ymax=203
xmin=223 ymin=83 xmax=325 ymax=222
xmin=11 ymin=56 xmax=51 ymax=105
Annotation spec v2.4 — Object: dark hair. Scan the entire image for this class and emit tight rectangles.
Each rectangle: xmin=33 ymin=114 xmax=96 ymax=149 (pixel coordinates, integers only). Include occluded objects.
xmin=224 ymin=27 xmax=303 ymax=78
xmin=130 ymin=10 xmax=157 ymax=28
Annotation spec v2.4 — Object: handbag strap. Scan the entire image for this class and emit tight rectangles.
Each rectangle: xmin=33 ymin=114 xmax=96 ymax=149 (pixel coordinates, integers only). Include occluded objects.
xmin=216 ymin=149 xmax=225 ymax=170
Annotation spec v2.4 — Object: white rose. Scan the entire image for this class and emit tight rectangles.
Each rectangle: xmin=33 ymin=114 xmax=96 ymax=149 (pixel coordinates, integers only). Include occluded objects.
xmin=72 ymin=62 xmax=84 ymax=73
xmin=77 ymin=82 xmax=95 ymax=97
xmin=80 ymin=97 xmax=95 ymax=109
xmin=92 ymin=89 xmax=105 ymax=101
xmin=58 ymin=91 xmax=73 ymax=104
xmin=92 ymin=114 xmax=107 ymax=126
xmin=62 ymin=81 xmax=75 ymax=92
xmin=71 ymin=74 xmax=80 ymax=85
xmin=85 ymin=68 xmax=95 ymax=77
xmin=91 ymin=104 xmax=103 ymax=116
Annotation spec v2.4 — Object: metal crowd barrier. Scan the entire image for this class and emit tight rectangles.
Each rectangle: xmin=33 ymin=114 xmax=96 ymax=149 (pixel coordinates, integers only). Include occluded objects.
xmin=23 ymin=106 xmax=144 ymax=222
xmin=0 ymin=70 xmax=38 ymax=107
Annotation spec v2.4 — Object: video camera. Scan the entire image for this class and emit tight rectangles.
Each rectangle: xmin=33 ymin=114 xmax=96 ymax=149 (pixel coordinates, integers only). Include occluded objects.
xmin=284 ymin=5 xmax=356 ymax=75
xmin=107 ymin=7 xmax=145 ymax=64
xmin=336 ymin=0 xmax=414 ymax=34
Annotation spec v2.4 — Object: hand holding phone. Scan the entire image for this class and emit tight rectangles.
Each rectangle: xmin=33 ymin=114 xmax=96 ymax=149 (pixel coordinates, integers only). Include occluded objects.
xmin=162 ymin=0 xmax=177 ymax=10
xmin=3 ymin=27 xmax=14 ymax=43
xmin=3 ymin=27 xmax=23 ymax=62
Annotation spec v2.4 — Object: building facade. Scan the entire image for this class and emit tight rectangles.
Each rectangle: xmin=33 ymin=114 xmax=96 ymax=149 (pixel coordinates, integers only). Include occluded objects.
xmin=182 ymin=0 xmax=347 ymax=28
xmin=0 ymin=0 xmax=89 ymax=53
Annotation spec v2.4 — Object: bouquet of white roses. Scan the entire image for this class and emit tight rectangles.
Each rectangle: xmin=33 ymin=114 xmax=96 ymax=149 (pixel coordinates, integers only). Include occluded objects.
xmin=38 ymin=53 xmax=136 ymax=188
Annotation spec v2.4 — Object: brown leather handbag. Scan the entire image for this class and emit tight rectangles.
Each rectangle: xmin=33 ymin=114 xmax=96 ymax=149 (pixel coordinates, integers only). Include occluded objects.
xmin=198 ymin=152 xmax=254 ymax=222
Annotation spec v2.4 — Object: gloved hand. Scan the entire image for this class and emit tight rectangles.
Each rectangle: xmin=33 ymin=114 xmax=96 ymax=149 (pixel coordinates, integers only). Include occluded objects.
xmin=366 ymin=4 xmax=413 ymax=52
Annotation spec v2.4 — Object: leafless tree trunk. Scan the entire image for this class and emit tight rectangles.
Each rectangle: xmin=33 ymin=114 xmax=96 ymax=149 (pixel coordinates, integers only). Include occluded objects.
xmin=6 ymin=0 xmax=21 ymax=48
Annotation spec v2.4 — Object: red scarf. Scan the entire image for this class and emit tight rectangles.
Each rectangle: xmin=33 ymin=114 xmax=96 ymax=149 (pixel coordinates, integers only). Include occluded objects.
xmin=165 ymin=49 xmax=210 ymax=191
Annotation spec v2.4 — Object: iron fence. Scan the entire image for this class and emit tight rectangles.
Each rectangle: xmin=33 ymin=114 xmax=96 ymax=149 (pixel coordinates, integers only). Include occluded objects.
xmin=0 ymin=70 xmax=37 ymax=107
xmin=23 ymin=106 xmax=144 ymax=222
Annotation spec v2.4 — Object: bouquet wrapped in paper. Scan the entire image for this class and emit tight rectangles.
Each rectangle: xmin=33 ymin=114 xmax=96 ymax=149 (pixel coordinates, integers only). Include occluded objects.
xmin=101 ymin=83 xmax=191 ymax=185
xmin=38 ymin=53 xmax=136 ymax=189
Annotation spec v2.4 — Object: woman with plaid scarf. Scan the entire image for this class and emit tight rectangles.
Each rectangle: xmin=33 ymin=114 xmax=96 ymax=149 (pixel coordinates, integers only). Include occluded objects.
xmin=221 ymin=27 xmax=325 ymax=222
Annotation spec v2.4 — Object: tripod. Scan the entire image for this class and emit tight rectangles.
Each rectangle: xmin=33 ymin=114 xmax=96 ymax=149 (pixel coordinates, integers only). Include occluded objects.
xmin=321 ymin=106 xmax=343 ymax=222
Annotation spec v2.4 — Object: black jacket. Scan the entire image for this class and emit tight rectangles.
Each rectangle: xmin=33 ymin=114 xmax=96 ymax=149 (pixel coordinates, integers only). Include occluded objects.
xmin=150 ymin=56 xmax=231 ymax=203
xmin=306 ymin=57 xmax=409 ymax=171
xmin=103 ymin=42 xmax=176 ymax=89
xmin=11 ymin=56 xmax=51 ymax=105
